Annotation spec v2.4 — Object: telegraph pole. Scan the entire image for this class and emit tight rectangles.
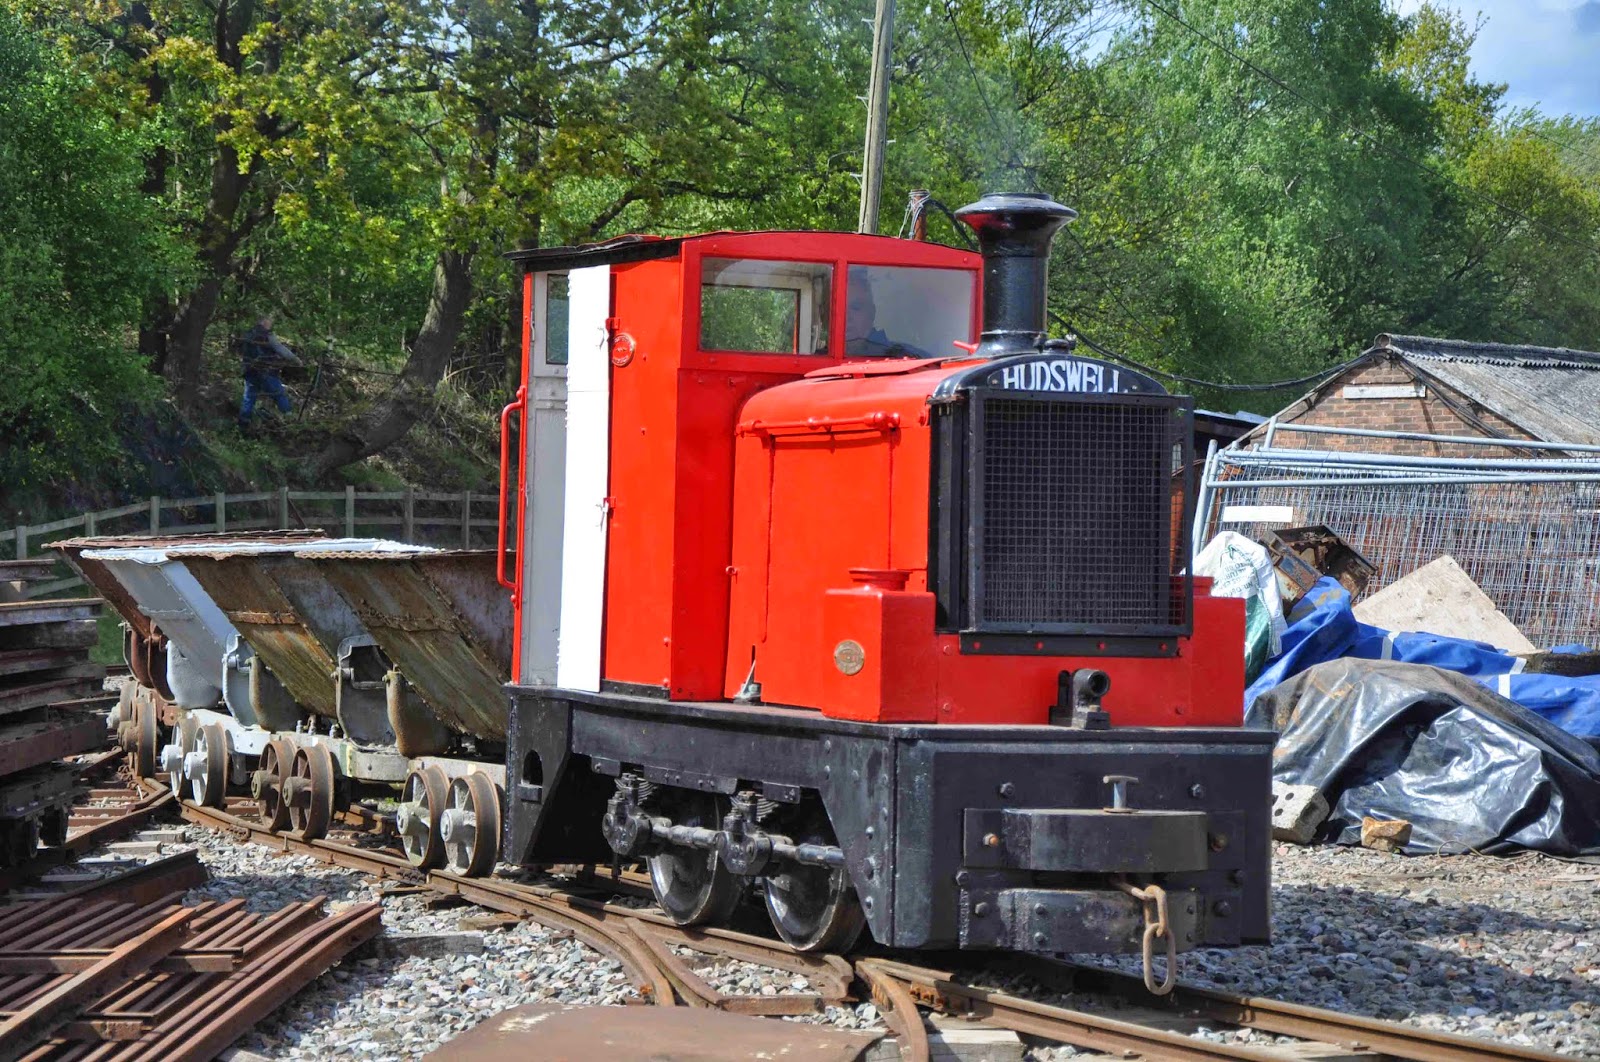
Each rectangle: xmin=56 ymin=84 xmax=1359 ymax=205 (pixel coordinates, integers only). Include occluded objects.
xmin=857 ymin=0 xmax=896 ymax=233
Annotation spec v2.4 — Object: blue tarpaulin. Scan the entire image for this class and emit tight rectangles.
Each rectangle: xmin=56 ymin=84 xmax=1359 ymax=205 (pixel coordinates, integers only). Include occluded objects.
xmin=1246 ymin=577 xmax=1600 ymax=741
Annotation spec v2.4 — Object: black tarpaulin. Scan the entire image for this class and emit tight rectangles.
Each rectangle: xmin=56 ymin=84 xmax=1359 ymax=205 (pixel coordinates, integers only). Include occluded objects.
xmin=1248 ymin=658 xmax=1600 ymax=856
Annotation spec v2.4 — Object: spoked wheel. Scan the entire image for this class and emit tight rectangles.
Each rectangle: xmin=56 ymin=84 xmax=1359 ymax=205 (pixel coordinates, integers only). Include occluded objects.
xmin=167 ymin=715 xmax=200 ymax=797
xmin=285 ymin=744 xmax=336 ymax=840
xmin=188 ymin=722 xmax=229 ymax=807
xmin=253 ymin=739 xmax=295 ymax=831
xmin=647 ymin=792 xmax=743 ymax=927
xmin=398 ymin=765 xmax=449 ymax=870
xmin=763 ymin=822 xmax=866 ymax=952
xmin=134 ymin=698 xmax=160 ymax=781
xmin=441 ymin=773 xmax=502 ymax=878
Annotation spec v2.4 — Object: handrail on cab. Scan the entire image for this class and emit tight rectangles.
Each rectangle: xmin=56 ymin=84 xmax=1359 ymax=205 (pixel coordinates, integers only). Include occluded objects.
xmin=497 ymin=385 xmax=528 ymax=594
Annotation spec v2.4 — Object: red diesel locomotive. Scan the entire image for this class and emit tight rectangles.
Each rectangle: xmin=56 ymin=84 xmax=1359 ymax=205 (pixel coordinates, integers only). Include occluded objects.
xmin=499 ymin=192 xmax=1271 ymax=977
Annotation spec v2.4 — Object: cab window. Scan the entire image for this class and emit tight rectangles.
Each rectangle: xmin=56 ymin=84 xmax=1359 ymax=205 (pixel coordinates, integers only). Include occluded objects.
xmin=543 ymin=273 xmax=570 ymax=365
xmin=845 ymin=264 xmax=974 ymax=359
xmin=700 ymin=258 xmax=832 ymax=355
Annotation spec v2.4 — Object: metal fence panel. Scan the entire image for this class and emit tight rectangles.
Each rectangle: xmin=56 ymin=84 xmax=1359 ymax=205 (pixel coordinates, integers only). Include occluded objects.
xmin=1197 ymin=445 xmax=1600 ymax=648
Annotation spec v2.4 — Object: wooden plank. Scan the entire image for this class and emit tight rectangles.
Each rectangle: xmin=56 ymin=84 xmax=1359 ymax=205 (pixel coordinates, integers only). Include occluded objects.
xmin=0 ymin=676 xmax=105 ymax=715
xmin=0 ymin=600 xmax=99 ymax=628
xmin=0 ymin=560 xmax=59 ymax=583
xmin=0 ymin=620 xmax=98 ymax=650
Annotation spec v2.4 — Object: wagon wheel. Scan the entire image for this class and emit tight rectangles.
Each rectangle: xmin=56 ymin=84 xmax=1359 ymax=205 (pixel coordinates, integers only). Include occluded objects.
xmin=253 ymin=739 xmax=295 ymax=831
xmin=441 ymin=773 xmax=502 ymax=878
xmin=188 ymin=722 xmax=230 ymax=808
xmin=647 ymin=792 xmax=743 ymax=927
xmin=398 ymin=765 xmax=449 ymax=870
xmin=2 ymin=819 xmax=39 ymax=868
xmin=286 ymin=744 xmax=336 ymax=840
xmin=38 ymin=806 xmax=68 ymax=848
xmin=134 ymin=697 xmax=160 ymax=781
xmin=168 ymin=714 xmax=200 ymax=797
xmin=763 ymin=822 xmax=865 ymax=953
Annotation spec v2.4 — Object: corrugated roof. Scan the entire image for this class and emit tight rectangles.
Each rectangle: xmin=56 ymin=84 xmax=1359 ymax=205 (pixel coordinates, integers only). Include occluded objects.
xmin=1374 ymin=333 xmax=1600 ymax=445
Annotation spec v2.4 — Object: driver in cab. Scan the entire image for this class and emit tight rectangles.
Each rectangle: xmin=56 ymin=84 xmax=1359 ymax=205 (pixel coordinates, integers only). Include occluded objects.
xmin=844 ymin=270 xmax=933 ymax=358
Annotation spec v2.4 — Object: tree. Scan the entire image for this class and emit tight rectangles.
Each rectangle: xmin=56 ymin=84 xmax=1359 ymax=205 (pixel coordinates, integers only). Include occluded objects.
xmin=0 ymin=8 xmax=179 ymax=508
xmin=308 ymin=0 xmax=873 ymax=475
xmin=14 ymin=0 xmax=417 ymax=408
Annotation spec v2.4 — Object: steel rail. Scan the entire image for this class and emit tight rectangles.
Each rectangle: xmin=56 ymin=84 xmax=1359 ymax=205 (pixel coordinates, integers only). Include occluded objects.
xmin=146 ymin=781 xmax=1577 ymax=1062
xmin=147 ymin=785 xmax=681 ymax=1006
xmin=1053 ymin=959 xmax=1574 ymax=1062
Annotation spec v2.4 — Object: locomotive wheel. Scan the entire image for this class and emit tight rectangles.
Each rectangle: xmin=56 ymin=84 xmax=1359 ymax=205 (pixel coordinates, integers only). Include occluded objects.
xmin=254 ymin=739 xmax=294 ymax=831
xmin=763 ymin=825 xmax=866 ymax=953
xmin=398 ymin=765 xmax=449 ymax=870
xmin=647 ymin=792 xmax=742 ymax=927
xmin=286 ymin=744 xmax=336 ymax=840
xmin=134 ymin=698 xmax=160 ymax=781
xmin=441 ymin=773 xmax=501 ymax=878
xmin=189 ymin=722 xmax=229 ymax=808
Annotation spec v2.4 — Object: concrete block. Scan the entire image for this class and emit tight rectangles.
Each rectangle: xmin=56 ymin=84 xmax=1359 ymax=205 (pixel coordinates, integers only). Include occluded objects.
xmin=1271 ymin=781 xmax=1330 ymax=844
xmin=1353 ymin=555 xmax=1535 ymax=654
xmin=136 ymin=829 xmax=188 ymax=844
xmin=865 ymin=1017 xmax=1024 ymax=1062
xmin=375 ymin=932 xmax=487 ymax=958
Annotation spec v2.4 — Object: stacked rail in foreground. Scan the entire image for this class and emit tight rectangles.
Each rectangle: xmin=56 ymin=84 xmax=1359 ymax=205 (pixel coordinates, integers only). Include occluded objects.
xmin=0 ymin=562 xmax=111 ymax=866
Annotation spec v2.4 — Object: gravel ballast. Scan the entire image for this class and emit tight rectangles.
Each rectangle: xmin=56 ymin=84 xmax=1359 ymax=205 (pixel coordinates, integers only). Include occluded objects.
xmin=65 ymin=822 xmax=1598 ymax=1060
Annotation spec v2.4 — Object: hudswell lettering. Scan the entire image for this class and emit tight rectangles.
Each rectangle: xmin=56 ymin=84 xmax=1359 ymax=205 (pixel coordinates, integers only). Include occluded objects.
xmin=991 ymin=358 xmax=1125 ymax=394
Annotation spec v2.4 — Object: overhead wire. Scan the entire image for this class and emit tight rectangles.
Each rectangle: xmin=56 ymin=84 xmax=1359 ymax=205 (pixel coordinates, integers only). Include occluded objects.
xmin=1051 ymin=309 xmax=1369 ymax=392
xmin=938 ymin=0 xmax=1022 ymax=172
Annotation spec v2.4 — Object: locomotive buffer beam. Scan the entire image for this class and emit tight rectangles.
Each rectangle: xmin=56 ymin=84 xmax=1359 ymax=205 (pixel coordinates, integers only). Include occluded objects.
xmin=958 ymin=803 xmax=1209 ymax=954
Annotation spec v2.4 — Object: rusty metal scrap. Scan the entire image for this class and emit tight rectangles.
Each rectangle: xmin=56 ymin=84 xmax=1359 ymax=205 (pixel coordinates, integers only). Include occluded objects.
xmin=0 ymin=895 xmax=381 ymax=1060
xmin=311 ymin=552 xmax=512 ymax=740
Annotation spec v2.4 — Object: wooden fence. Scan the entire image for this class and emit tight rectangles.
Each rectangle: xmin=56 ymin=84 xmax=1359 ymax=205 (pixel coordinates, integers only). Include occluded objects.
xmin=3 ymin=488 xmax=502 ymax=600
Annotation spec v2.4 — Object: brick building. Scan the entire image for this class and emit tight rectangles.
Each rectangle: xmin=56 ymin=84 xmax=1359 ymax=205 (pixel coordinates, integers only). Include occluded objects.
xmin=1240 ymin=333 xmax=1600 ymax=457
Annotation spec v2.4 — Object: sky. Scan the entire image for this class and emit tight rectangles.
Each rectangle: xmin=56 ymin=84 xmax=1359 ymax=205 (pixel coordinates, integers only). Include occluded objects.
xmin=1395 ymin=0 xmax=1600 ymax=118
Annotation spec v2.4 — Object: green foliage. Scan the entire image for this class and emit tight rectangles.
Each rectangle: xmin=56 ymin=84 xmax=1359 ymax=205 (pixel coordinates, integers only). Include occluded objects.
xmin=0 ymin=9 xmax=179 ymax=510
xmin=4 ymin=0 xmax=1600 ymax=495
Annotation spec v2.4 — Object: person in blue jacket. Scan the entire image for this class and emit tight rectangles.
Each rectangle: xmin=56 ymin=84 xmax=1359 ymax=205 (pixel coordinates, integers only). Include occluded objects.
xmin=237 ymin=315 xmax=302 ymax=429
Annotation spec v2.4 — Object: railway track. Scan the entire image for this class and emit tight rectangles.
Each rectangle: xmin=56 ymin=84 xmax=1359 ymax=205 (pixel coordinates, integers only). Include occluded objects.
xmin=134 ymin=777 xmax=1575 ymax=1062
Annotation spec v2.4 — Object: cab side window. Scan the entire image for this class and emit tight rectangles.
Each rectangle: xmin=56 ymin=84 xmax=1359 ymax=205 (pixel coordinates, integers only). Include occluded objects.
xmin=844 ymin=264 xmax=975 ymax=359
xmin=700 ymin=258 xmax=832 ymax=355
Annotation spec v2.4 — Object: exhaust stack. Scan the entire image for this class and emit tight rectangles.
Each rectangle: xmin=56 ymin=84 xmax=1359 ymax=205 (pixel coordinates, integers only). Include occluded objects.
xmin=954 ymin=192 xmax=1076 ymax=360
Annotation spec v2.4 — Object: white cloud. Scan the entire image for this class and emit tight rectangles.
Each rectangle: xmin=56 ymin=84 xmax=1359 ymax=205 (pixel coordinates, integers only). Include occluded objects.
xmin=1393 ymin=0 xmax=1600 ymax=117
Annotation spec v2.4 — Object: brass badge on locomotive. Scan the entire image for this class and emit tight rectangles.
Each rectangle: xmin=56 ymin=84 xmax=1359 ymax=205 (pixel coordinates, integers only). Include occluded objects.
xmin=833 ymin=639 xmax=865 ymax=676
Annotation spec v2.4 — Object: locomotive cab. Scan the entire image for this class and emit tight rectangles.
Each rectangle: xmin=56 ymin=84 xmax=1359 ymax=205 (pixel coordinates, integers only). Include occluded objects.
xmin=502 ymin=198 xmax=1272 ymax=971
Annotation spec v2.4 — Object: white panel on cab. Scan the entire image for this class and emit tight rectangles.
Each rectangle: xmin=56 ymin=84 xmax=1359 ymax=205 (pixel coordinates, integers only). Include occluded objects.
xmin=555 ymin=264 xmax=612 ymax=693
xmin=517 ymin=271 xmax=570 ymax=686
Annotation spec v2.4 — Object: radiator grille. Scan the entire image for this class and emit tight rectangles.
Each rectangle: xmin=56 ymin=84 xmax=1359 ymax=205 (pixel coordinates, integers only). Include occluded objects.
xmin=975 ymin=396 xmax=1179 ymax=631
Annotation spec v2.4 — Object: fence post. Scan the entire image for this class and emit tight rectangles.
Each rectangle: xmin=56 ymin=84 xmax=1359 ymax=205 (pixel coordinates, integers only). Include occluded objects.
xmin=215 ymin=492 xmax=227 ymax=532
xmin=85 ymin=511 xmax=97 ymax=536
xmin=460 ymin=491 xmax=472 ymax=548
xmin=14 ymin=525 xmax=25 ymax=560
xmin=278 ymin=486 xmax=291 ymax=528
xmin=149 ymin=496 xmax=160 ymax=533
xmin=403 ymin=487 xmax=416 ymax=543
xmin=345 ymin=485 xmax=356 ymax=538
